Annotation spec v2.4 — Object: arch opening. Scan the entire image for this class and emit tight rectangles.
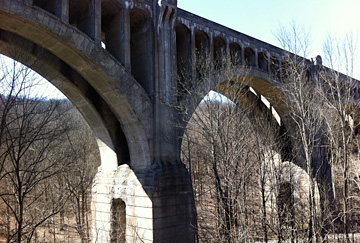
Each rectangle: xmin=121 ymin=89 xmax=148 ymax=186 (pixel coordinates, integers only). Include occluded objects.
xmin=178 ymin=60 xmax=339 ymax=240
xmin=213 ymin=36 xmax=226 ymax=70
xmin=195 ymin=30 xmax=210 ymax=78
xmin=258 ymin=52 xmax=269 ymax=72
xmin=244 ymin=47 xmax=256 ymax=67
xmin=180 ymin=80 xmax=295 ymax=241
xmin=230 ymin=42 xmax=241 ymax=66
xmin=175 ymin=24 xmax=191 ymax=84
xmin=260 ymin=153 xmax=323 ymax=239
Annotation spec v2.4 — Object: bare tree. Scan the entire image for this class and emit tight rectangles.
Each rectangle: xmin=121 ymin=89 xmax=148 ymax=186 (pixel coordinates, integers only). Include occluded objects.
xmin=179 ymin=54 xmax=296 ymax=242
xmin=321 ymin=33 xmax=360 ymax=242
xmin=182 ymin=91 xmax=261 ymax=242
xmin=177 ymin=21 xmax=360 ymax=243
xmin=274 ymin=23 xmax=332 ymax=242
xmin=60 ymin=107 xmax=100 ymax=243
xmin=274 ymin=21 xmax=312 ymax=58
xmin=0 ymin=54 xmax=73 ymax=242
xmin=275 ymin=23 xmax=360 ymax=242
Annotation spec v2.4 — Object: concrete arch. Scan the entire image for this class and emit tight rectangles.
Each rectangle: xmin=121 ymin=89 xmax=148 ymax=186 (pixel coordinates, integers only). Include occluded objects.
xmin=179 ymin=67 xmax=293 ymax=161
xmin=281 ymin=60 xmax=290 ymax=80
xmin=101 ymin=0 xmax=123 ymax=17
xmin=180 ymin=67 xmax=310 ymax=172
xmin=182 ymin=66 xmax=337 ymax=217
xmin=195 ymin=30 xmax=210 ymax=56
xmin=0 ymin=0 xmax=152 ymax=170
xmin=181 ymin=86 xmax=287 ymax=161
xmin=0 ymin=31 xmax=121 ymax=171
xmin=185 ymin=68 xmax=289 ymax=121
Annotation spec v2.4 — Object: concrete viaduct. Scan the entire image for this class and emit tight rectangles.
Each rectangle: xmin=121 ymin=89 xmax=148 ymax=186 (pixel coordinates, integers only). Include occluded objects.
xmin=0 ymin=0 xmax=359 ymax=242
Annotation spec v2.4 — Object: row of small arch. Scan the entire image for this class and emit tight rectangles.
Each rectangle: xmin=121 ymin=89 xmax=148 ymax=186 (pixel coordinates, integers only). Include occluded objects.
xmin=175 ymin=21 xmax=360 ymax=101
xmin=175 ymin=22 xmax=283 ymax=79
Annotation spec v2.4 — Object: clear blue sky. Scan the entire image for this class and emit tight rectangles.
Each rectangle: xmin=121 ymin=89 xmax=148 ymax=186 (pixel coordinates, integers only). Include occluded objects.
xmin=178 ymin=0 xmax=360 ymax=59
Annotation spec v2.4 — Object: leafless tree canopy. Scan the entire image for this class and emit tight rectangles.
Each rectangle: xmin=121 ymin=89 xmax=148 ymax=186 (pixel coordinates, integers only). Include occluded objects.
xmin=0 ymin=52 xmax=100 ymax=243
xmin=179 ymin=26 xmax=360 ymax=242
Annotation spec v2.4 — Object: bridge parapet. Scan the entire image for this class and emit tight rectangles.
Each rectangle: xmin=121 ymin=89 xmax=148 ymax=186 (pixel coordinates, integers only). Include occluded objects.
xmin=175 ymin=8 xmax=286 ymax=81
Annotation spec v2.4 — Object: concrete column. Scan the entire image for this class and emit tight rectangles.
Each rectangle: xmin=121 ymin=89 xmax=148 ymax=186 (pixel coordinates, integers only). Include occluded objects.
xmin=152 ymin=2 xmax=196 ymax=242
xmin=312 ymin=133 xmax=336 ymax=216
xmin=279 ymin=59 xmax=283 ymax=81
xmin=191 ymin=27 xmax=196 ymax=80
xmin=241 ymin=45 xmax=245 ymax=64
xmin=225 ymin=40 xmax=230 ymax=58
xmin=154 ymin=4 xmax=179 ymax=159
xmin=209 ymin=33 xmax=214 ymax=72
xmin=105 ymin=7 xmax=131 ymax=70
xmin=93 ymin=0 xmax=102 ymax=45
xmin=267 ymin=52 xmax=271 ymax=74
xmin=122 ymin=7 xmax=131 ymax=71
xmin=55 ymin=0 xmax=69 ymax=22
xmin=149 ymin=164 xmax=196 ymax=242
xmin=254 ymin=48 xmax=259 ymax=68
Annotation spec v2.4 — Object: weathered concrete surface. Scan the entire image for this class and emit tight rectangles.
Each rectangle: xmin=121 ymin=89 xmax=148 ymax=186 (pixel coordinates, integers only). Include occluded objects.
xmin=0 ymin=0 xmax=357 ymax=242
